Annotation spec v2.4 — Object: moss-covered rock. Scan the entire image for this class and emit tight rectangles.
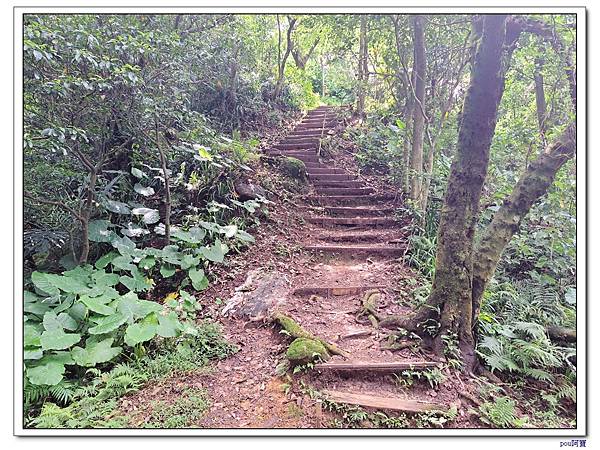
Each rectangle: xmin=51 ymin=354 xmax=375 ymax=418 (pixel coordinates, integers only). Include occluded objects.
xmin=280 ymin=157 xmax=307 ymax=181
xmin=286 ymin=337 xmax=329 ymax=365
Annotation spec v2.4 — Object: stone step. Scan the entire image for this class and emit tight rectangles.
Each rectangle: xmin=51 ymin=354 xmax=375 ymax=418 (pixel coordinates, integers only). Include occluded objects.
xmin=315 ymin=187 xmax=375 ymax=196
xmin=292 ymin=285 xmax=387 ymax=296
xmin=312 ymin=180 xmax=364 ymax=188
xmin=307 ymin=216 xmax=396 ymax=227
xmin=303 ymin=244 xmax=405 ymax=257
xmin=322 ymin=390 xmax=447 ymax=414
xmin=309 ymin=174 xmax=355 ymax=182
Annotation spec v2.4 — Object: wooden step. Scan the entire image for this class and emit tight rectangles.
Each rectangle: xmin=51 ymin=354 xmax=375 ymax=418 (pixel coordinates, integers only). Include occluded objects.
xmin=315 ymin=230 xmax=405 ymax=244
xmin=305 ymin=195 xmax=396 ymax=206
xmin=307 ymin=168 xmax=347 ymax=175
xmin=309 ymin=174 xmax=355 ymax=182
xmin=312 ymin=180 xmax=364 ymax=188
xmin=274 ymin=142 xmax=318 ymax=151
xmin=323 ymin=390 xmax=447 ymax=414
xmin=304 ymin=245 xmax=404 ymax=257
xmin=281 ymin=137 xmax=320 ymax=144
xmin=293 ymin=285 xmax=387 ymax=296
xmin=323 ymin=206 xmax=395 ymax=217
xmin=315 ymin=187 xmax=375 ymax=196
xmin=315 ymin=361 xmax=439 ymax=372
xmin=307 ymin=216 xmax=395 ymax=227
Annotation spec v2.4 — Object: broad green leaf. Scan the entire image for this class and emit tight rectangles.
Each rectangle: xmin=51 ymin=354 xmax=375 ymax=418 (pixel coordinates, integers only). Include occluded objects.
xmin=157 ymin=311 xmax=180 ymax=338
xmin=91 ymin=270 xmax=120 ymax=288
xmin=121 ymin=222 xmax=150 ymax=238
xmin=42 ymin=312 xmax=63 ymax=331
xmin=79 ymin=296 xmax=115 ymax=315
xmin=119 ymin=267 xmax=153 ymax=292
xmin=95 ymin=252 xmax=118 ymax=269
xmin=57 ymin=312 xmax=78 ymax=331
xmin=134 ymin=183 xmax=155 ymax=197
xmin=132 ymin=207 xmax=160 ymax=224
xmin=24 ymin=324 xmax=42 ymax=347
xmin=171 ymin=227 xmax=206 ymax=244
xmin=139 ymin=256 xmax=156 ymax=270
xmin=88 ymin=312 xmax=127 ymax=335
xmin=111 ymin=235 xmax=137 ymax=256
xmin=135 ymin=300 xmax=163 ymax=317
xmin=200 ymin=240 xmax=228 ymax=263
xmin=71 ymin=338 xmax=122 ymax=367
xmin=40 ymin=328 xmax=81 ymax=350
xmin=27 ymin=361 xmax=65 ymax=386
xmin=115 ymin=292 xmax=139 ymax=323
xmin=104 ymin=199 xmax=131 ymax=215
xmin=124 ymin=316 xmax=158 ymax=347
xmin=112 ymin=255 xmax=135 ymax=271
xmin=235 ymin=230 xmax=255 ymax=243
xmin=24 ymin=348 xmax=43 ymax=360
xmin=188 ymin=268 xmax=209 ymax=291
xmin=220 ymin=224 xmax=238 ymax=238
xmin=31 ymin=271 xmax=60 ymax=297
xmin=160 ymin=264 xmax=176 ymax=278
xmin=24 ymin=291 xmax=52 ymax=316
xmin=180 ymin=254 xmax=200 ymax=270
xmin=88 ymin=219 xmax=116 ymax=243
xmin=131 ymin=167 xmax=146 ymax=179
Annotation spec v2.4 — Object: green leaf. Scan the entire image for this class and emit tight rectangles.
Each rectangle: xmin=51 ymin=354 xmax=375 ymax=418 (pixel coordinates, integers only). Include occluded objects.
xmin=24 ymin=324 xmax=42 ymax=347
xmin=40 ymin=328 xmax=81 ymax=350
xmin=160 ymin=264 xmax=176 ymax=278
xmin=104 ymin=199 xmax=131 ymax=214
xmin=95 ymin=252 xmax=118 ymax=269
xmin=88 ymin=312 xmax=127 ymax=335
xmin=131 ymin=167 xmax=146 ymax=179
xmin=200 ymin=240 xmax=228 ymax=263
xmin=188 ymin=268 xmax=209 ymax=291
xmin=111 ymin=235 xmax=137 ymax=256
xmin=24 ymin=348 xmax=43 ymax=360
xmin=119 ymin=267 xmax=153 ymax=292
xmin=180 ymin=254 xmax=200 ymax=270
xmin=132 ymin=207 xmax=160 ymax=224
xmin=115 ymin=292 xmax=139 ymax=323
xmin=112 ymin=255 xmax=135 ymax=271
xmin=27 ymin=361 xmax=65 ymax=386
xmin=24 ymin=291 xmax=52 ymax=316
xmin=171 ymin=227 xmax=206 ymax=244
xmin=91 ymin=270 xmax=120 ymax=288
xmin=56 ymin=312 xmax=78 ymax=331
xmin=139 ymin=256 xmax=156 ymax=270
xmin=157 ymin=311 xmax=180 ymax=338
xmin=42 ymin=312 xmax=63 ymax=331
xmin=134 ymin=183 xmax=155 ymax=197
xmin=71 ymin=338 xmax=122 ymax=367
xmin=31 ymin=271 xmax=60 ymax=297
xmin=124 ymin=316 xmax=158 ymax=346
xmin=88 ymin=219 xmax=116 ymax=242
xmin=235 ymin=230 xmax=255 ymax=243
xmin=79 ymin=295 xmax=115 ymax=315
xmin=220 ymin=224 xmax=238 ymax=238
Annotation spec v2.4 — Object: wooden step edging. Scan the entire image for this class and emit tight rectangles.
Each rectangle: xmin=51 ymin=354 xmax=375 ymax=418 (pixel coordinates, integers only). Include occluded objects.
xmin=322 ymin=390 xmax=448 ymax=414
xmin=314 ymin=361 xmax=440 ymax=372
xmin=293 ymin=285 xmax=387 ymax=296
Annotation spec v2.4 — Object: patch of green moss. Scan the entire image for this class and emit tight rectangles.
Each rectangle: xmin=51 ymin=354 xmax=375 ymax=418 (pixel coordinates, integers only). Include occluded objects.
xmin=280 ymin=157 xmax=307 ymax=181
xmin=286 ymin=338 xmax=329 ymax=364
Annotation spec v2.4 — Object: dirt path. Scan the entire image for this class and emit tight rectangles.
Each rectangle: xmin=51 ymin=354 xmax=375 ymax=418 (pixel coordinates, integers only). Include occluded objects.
xmin=123 ymin=106 xmax=480 ymax=428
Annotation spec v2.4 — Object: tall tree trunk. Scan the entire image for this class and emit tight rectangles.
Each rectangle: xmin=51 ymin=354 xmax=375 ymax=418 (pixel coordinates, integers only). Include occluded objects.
xmin=534 ymin=57 xmax=547 ymax=146
xmin=409 ymin=15 xmax=426 ymax=204
xmin=471 ymin=124 xmax=575 ymax=326
xmin=380 ymin=15 xmax=510 ymax=371
xmin=356 ymin=15 xmax=368 ymax=119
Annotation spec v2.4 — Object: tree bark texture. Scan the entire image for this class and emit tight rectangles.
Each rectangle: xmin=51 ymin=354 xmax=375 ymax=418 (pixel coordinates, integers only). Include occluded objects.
xmin=409 ymin=15 xmax=426 ymax=204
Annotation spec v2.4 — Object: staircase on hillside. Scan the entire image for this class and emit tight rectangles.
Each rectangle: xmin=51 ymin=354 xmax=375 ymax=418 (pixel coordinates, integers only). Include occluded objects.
xmin=267 ymin=106 xmax=448 ymax=416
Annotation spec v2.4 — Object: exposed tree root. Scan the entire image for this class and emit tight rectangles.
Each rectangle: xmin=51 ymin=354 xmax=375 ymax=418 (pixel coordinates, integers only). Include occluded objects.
xmin=355 ymin=289 xmax=381 ymax=328
xmin=272 ymin=311 xmax=350 ymax=358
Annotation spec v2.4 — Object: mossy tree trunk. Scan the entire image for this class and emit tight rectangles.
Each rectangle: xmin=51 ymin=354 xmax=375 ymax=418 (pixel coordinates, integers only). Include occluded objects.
xmin=356 ymin=15 xmax=368 ymax=119
xmin=471 ymin=124 xmax=576 ymax=328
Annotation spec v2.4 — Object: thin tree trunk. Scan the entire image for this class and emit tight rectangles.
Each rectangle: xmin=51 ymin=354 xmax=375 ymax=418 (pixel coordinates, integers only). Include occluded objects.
xmin=471 ymin=124 xmax=575 ymax=325
xmin=409 ymin=15 xmax=426 ymax=204
xmin=155 ymin=116 xmax=171 ymax=245
xmin=274 ymin=16 xmax=297 ymax=99
xmin=356 ymin=15 xmax=368 ymax=119
xmin=534 ymin=57 xmax=547 ymax=146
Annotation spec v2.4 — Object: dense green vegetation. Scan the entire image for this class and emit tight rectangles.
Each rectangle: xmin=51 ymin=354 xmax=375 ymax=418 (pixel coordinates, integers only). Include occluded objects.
xmin=22 ymin=13 xmax=577 ymax=429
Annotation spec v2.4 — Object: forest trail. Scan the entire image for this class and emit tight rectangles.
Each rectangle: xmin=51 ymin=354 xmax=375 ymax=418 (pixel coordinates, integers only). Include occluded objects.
xmin=188 ymin=107 xmax=467 ymax=428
